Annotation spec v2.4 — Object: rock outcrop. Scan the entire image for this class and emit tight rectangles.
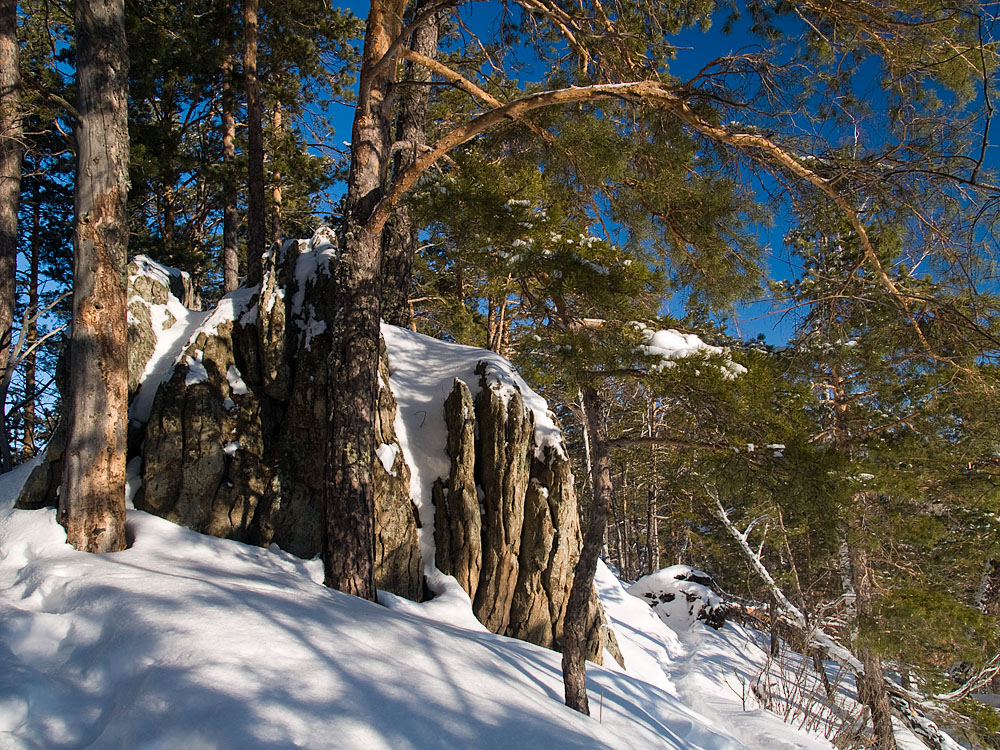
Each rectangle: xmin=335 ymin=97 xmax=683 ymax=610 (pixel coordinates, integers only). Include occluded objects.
xmin=433 ymin=376 xmax=616 ymax=662
xmin=19 ymin=231 xmax=619 ymax=663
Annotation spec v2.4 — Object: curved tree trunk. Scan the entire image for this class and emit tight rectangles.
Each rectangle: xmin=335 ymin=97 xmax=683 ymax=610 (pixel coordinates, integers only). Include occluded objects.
xmin=323 ymin=0 xmax=404 ymax=599
xmin=60 ymin=0 xmax=129 ymax=554
xmin=561 ymin=384 xmax=612 ymax=715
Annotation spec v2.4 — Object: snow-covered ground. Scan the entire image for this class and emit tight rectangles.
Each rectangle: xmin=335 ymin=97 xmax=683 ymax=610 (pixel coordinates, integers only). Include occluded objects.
xmin=0 ymin=460 xmax=890 ymax=750
xmin=0 ymin=252 xmax=937 ymax=748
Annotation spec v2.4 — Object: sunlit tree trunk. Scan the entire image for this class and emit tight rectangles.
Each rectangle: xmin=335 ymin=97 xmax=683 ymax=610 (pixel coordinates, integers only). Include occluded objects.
xmin=0 ymin=0 xmax=22 ymax=472
xmin=380 ymin=0 xmax=437 ymax=327
xmin=60 ymin=0 xmax=129 ymax=553
xmin=243 ymin=0 xmax=264 ymax=286
xmin=221 ymin=52 xmax=239 ymax=293
xmin=271 ymin=100 xmax=283 ymax=244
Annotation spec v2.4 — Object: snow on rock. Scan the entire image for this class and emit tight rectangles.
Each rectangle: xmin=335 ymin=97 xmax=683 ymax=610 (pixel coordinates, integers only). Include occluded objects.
xmin=634 ymin=323 xmax=747 ymax=379
xmin=290 ymin=227 xmax=338 ymax=319
xmin=382 ymin=324 xmax=566 ymax=573
xmin=183 ymin=351 xmax=209 ymax=386
xmin=226 ymin=365 xmax=249 ymax=396
xmin=128 ymin=291 xmax=210 ymax=424
xmin=628 ymin=565 xmax=728 ymax=630
xmin=131 ymin=254 xmax=192 ymax=291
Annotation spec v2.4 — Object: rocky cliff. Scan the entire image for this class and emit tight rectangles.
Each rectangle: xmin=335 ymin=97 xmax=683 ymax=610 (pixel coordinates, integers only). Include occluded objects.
xmin=19 ymin=231 xmax=619 ymax=664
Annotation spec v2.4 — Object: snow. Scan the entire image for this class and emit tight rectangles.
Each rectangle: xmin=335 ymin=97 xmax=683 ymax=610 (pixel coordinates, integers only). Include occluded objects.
xmin=375 ymin=442 xmax=399 ymax=476
xmin=0 ymin=459 xmax=945 ymax=750
xmin=127 ymin=274 xmax=256 ymax=424
xmin=184 ymin=351 xmax=209 ymax=386
xmin=628 ymin=565 xmax=724 ymax=627
xmin=226 ymin=365 xmax=248 ymax=396
xmin=290 ymin=228 xmax=338 ymax=319
xmin=127 ymin=295 xmax=208 ymax=424
xmin=634 ymin=323 xmax=747 ymax=379
xmin=0 ymin=467 xmax=799 ymax=750
xmin=382 ymin=324 xmax=566 ymax=574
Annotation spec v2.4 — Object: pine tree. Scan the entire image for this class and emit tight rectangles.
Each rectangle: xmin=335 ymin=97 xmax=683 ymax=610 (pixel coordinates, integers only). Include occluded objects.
xmin=60 ymin=0 xmax=130 ymax=554
xmin=0 ymin=0 xmax=22 ymax=472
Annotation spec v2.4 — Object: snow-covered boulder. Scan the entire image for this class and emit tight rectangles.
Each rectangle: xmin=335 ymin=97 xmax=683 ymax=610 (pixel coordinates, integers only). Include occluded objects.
xmin=628 ymin=565 xmax=729 ymax=630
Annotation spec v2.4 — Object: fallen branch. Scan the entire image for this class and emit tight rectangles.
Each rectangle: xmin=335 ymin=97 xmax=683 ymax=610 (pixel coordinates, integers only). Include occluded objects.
xmin=712 ymin=491 xmax=969 ymax=750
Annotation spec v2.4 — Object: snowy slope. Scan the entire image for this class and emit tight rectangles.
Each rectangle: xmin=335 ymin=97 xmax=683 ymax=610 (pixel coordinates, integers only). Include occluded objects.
xmin=0 ymin=461 xmax=853 ymax=750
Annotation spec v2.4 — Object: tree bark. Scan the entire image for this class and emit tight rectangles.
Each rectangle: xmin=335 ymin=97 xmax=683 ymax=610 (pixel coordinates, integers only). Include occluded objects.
xmin=978 ymin=559 xmax=1000 ymax=693
xmin=221 ymin=52 xmax=239 ymax=293
xmin=847 ymin=504 xmax=897 ymax=750
xmin=323 ymin=0 xmax=404 ymax=600
xmin=380 ymin=1 xmax=437 ymax=327
xmin=60 ymin=0 xmax=129 ymax=554
xmin=270 ymin=100 xmax=282 ymax=245
xmin=0 ymin=0 xmax=22 ymax=473
xmin=243 ymin=0 xmax=264 ymax=286
xmin=561 ymin=384 xmax=612 ymax=715
xmin=23 ymin=193 xmax=40 ymax=458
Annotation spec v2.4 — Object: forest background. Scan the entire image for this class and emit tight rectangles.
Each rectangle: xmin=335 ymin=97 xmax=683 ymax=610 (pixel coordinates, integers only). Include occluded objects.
xmin=3 ymin=0 xmax=1000 ymax=746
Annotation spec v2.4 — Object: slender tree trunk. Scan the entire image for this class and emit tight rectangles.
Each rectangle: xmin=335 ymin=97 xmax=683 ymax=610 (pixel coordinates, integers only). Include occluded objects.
xmin=848 ymin=530 xmax=897 ymax=750
xmin=323 ymin=0 xmax=404 ymax=599
xmin=60 ymin=0 xmax=129 ymax=553
xmin=0 ymin=0 xmax=22 ymax=473
xmin=380 ymin=1 xmax=437 ymax=327
xmin=830 ymin=358 xmax=897 ymax=750
xmin=221 ymin=53 xmax=239 ymax=293
xmin=243 ymin=0 xmax=264 ymax=286
xmin=271 ymin=100 xmax=282 ymax=245
xmin=978 ymin=559 xmax=1000 ymax=693
xmin=562 ymin=384 xmax=613 ymax=715
xmin=23 ymin=193 xmax=40 ymax=458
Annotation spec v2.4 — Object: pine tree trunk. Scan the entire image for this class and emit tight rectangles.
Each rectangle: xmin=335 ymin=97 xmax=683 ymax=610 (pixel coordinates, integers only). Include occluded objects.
xmin=847 ymin=510 xmax=897 ymax=750
xmin=221 ymin=53 xmax=239 ymax=293
xmin=380 ymin=1 xmax=438 ymax=327
xmin=323 ymin=0 xmax=404 ymax=600
xmin=0 ymin=0 xmax=22 ymax=473
xmin=978 ymin=559 xmax=1000 ymax=693
xmin=271 ymin=100 xmax=283 ymax=245
xmin=562 ymin=384 xmax=612 ymax=715
xmin=243 ymin=0 xmax=264 ymax=286
xmin=60 ymin=0 xmax=129 ymax=554
xmin=23 ymin=194 xmax=40 ymax=458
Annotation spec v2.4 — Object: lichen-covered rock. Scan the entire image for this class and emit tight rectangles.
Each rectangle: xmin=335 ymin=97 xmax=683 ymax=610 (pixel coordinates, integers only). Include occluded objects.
xmin=432 ymin=374 xmax=617 ymax=665
xmin=132 ymin=236 xmax=423 ymax=600
xmin=373 ymin=342 xmax=422 ymax=601
xmin=472 ymin=363 xmax=532 ymax=634
xmin=139 ymin=319 xmax=273 ymax=543
xmin=126 ymin=256 xmax=199 ymax=401
xmin=15 ymin=420 xmax=65 ymax=510
xmin=434 ymin=379 xmax=482 ymax=598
